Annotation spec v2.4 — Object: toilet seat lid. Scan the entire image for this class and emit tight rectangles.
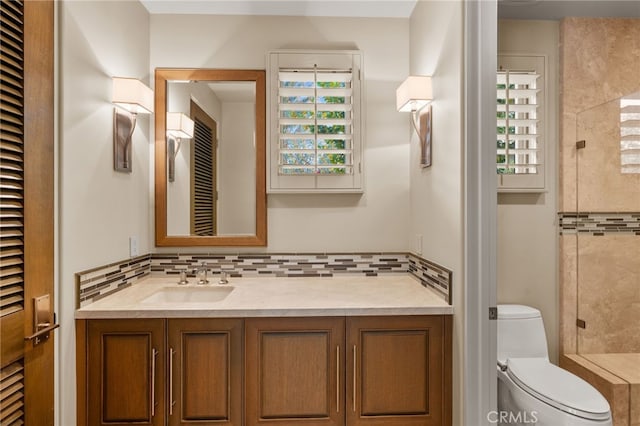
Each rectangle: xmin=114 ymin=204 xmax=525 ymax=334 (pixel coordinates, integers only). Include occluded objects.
xmin=507 ymin=358 xmax=611 ymax=421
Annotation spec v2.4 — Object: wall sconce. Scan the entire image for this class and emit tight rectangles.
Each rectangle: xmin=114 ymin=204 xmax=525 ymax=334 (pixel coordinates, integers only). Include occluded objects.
xmin=396 ymin=75 xmax=433 ymax=167
xmin=112 ymin=77 xmax=154 ymax=172
xmin=166 ymin=112 xmax=195 ymax=182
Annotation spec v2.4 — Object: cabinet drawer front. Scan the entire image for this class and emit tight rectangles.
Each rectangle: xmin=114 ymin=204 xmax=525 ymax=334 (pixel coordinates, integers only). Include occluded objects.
xmin=347 ymin=316 xmax=446 ymax=426
xmin=87 ymin=319 xmax=165 ymax=426
xmin=245 ymin=317 xmax=344 ymax=426
xmin=168 ymin=318 xmax=243 ymax=426
xmin=361 ymin=329 xmax=430 ymax=415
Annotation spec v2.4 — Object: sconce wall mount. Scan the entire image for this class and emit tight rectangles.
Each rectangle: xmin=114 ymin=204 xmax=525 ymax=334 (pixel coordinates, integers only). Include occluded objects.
xmin=166 ymin=112 xmax=195 ymax=182
xmin=112 ymin=77 xmax=154 ymax=173
xmin=396 ymin=75 xmax=433 ymax=168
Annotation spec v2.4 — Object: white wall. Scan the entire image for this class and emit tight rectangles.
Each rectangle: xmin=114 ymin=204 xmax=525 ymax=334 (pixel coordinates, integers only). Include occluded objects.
xmin=150 ymin=14 xmax=411 ymax=252
xmin=218 ymin=101 xmax=257 ymax=235
xmin=409 ymin=1 xmax=464 ymax=424
xmin=166 ymin=82 xmax=222 ymax=235
xmin=58 ymin=1 xmax=151 ymax=425
xmin=497 ymin=20 xmax=559 ymax=363
xmin=57 ymin=6 xmax=466 ymax=424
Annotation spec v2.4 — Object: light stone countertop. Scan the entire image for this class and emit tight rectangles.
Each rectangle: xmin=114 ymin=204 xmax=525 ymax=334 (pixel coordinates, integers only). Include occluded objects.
xmin=75 ymin=275 xmax=453 ymax=319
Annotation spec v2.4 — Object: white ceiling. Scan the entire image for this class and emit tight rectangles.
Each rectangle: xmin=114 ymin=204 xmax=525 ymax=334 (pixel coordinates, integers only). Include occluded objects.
xmin=499 ymin=0 xmax=640 ymax=20
xmin=140 ymin=0 xmax=419 ymax=18
xmin=141 ymin=0 xmax=640 ymax=20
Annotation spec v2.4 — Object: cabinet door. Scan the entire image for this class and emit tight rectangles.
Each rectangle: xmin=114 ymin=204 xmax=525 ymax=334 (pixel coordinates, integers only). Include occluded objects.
xmin=245 ymin=317 xmax=345 ymax=426
xmin=346 ymin=316 xmax=450 ymax=426
xmin=87 ymin=319 xmax=165 ymax=426
xmin=167 ymin=318 xmax=243 ymax=426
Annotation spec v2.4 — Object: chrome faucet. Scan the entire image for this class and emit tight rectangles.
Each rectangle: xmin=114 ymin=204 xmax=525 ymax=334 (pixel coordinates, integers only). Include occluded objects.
xmin=196 ymin=262 xmax=209 ymax=285
xmin=218 ymin=270 xmax=229 ymax=285
xmin=178 ymin=270 xmax=189 ymax=285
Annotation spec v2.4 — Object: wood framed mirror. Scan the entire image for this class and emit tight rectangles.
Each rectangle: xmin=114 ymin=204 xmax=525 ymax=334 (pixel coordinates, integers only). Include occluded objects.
xmin=155 ymin=68 xmax=266 ymax=246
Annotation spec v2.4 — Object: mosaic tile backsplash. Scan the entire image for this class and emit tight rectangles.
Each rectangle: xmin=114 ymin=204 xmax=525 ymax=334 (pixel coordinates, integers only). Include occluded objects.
xmin=151 ymin=253 xmax=408 ymax=277
xmin=408 ymin=253 xmax=452 ymax=304
xmin=76 ymin=255 xmax=151 ymax=308
xmin=559 ymin=212 xmax=640 ymax=235
xmin=77 ymin=252 xmax=452 ymax=308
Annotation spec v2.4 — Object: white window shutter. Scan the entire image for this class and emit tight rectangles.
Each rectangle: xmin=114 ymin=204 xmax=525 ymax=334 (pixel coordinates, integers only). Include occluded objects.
xmin=267 ymin=51 xmax=364 ymax=193
xmin=497 ymin=54 xmax=546 ymax=191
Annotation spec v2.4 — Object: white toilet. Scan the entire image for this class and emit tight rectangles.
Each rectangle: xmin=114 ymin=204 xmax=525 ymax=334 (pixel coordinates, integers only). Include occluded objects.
xmin=497 ymin=305 xmax=612 ymax=426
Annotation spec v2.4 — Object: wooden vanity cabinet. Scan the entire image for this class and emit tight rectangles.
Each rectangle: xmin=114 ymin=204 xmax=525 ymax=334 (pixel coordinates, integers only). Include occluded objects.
xmin=78 ymin=318 xmax=243 ymax=426
xmin=83 ymin=319 xmax=166 ymax=426
xmin=79 ymin=315 xmax=451 ymax=426
xmin=167 ymin=318 xmax=243 ymax=426
xmin=245 ymin=317 xmax=345 ymax=426
xmin=245 ymin=315 xmax=452 ymax=426
xmin=346 ymin=316 xmax=451 ymax=426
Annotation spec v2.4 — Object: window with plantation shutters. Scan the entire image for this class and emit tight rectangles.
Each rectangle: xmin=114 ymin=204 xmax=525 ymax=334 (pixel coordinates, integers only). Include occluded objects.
xmin=267 ymin=51 xmax=363 ymax=193
xmin=497 ymin=54 xmax=546 ymax=191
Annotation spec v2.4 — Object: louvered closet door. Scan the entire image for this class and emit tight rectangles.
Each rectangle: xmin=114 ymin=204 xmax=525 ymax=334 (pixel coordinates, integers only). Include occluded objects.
xmin=190 ymin=101 xmax=217 ymax=236
xmin=0 ymin=1 xmax=55 ymax=424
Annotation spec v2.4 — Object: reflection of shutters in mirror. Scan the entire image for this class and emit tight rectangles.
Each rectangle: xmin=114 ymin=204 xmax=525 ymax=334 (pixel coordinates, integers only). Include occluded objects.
xmin=190 ymin=101 xmax=217 ymax=236
xmin=1 ymin=1 xmax=55 ymax=424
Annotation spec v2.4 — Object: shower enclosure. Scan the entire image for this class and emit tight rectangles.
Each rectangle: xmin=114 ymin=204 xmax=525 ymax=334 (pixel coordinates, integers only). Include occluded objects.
xmin=572 ymin=89 xmax=640 ymax=425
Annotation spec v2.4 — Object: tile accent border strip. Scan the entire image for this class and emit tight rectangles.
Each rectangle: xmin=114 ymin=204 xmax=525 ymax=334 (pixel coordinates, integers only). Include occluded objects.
xmin=558 ymin=212 xmax=640 ymax=235
xmin=408 ymin=253 xmax=453 ymax=304
xmin=76 ymin=254 xmax=151 ymax=308
xmin=77 ymin=252 xmax=453 ymax=308
xmin=151 ymin=252 xmax=409 ymax=278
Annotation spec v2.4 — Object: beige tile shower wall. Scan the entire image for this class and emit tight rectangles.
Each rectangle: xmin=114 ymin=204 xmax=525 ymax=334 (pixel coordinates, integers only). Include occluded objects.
xmin=559 ymin=18 xmax=640 ymax=356
xmin=560 ymin=18 xmax=640 ymax=211
xmin=559 ymin=235 xmax=578 ymax=355
xmin=576 ymin=98 xmax=640 ymax=211
xmin=633 ymin=384 xmax=640 ymax=426
xmin=577 ymin=235 xmax=640 ymax=353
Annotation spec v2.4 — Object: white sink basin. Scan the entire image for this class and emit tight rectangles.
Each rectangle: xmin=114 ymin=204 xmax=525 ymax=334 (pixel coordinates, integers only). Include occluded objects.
xmin=141 ymin=286 xmax=233 ymax=304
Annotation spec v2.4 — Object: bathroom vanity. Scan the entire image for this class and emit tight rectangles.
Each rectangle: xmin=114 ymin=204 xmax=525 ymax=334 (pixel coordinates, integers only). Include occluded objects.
xmin=75 ymin=276 xmax=452 ymax=426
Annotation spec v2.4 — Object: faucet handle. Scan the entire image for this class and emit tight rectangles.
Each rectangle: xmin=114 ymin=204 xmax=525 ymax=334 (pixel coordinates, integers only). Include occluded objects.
xmin=178 ymin=270 xmax=188 ymax=285
xmin=219 ymin=271 xmax=229 ymax=285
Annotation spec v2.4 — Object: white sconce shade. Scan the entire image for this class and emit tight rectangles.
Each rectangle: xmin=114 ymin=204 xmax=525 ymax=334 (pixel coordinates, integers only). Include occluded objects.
xmin=166 ymin=112 xmax=195 ymax=139
xmin=396 ymin=75 xmax=433 ymax=112
xmin=112 ymin=77 xmax=154 ymax=114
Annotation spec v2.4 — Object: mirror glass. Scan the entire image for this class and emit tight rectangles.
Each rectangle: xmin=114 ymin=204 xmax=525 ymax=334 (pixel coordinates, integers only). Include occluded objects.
xmin=155 ymin=69 xmax=266 ymax=246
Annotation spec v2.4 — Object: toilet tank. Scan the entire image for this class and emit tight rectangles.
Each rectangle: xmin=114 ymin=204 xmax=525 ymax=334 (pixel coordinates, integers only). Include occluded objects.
xmin=497 ymin=305 xmax=548 ymax=364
